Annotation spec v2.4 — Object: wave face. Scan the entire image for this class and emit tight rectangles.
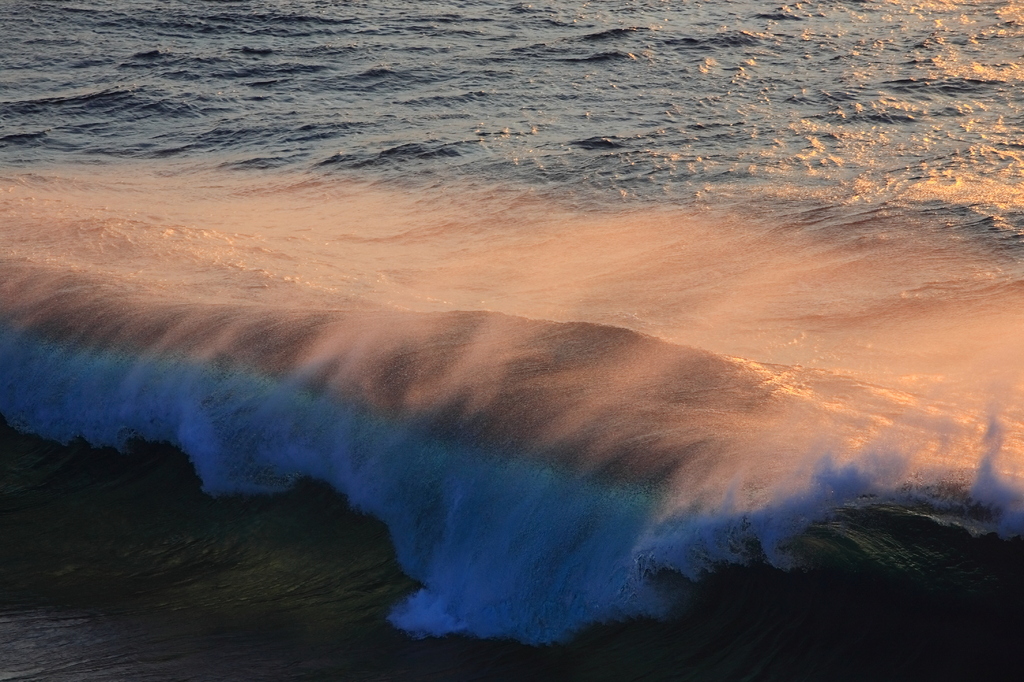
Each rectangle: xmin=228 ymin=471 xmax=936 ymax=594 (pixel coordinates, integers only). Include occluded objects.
xmin=4 ymin=0 xmax=1024 ymax=676
xmin=0 ymin=266 xmax=801 ymax=643
xmin=1 ymin=186 xmax=1024 ymax=646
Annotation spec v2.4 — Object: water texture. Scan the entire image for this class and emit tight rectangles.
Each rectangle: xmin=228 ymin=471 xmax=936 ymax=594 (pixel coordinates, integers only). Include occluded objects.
xmin=3 ymin=0 xmax=1024 ymax=679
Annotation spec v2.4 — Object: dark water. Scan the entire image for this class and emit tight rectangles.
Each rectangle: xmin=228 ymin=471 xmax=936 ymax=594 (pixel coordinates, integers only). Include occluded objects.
xmin=4 ymin=416 xmax=1024 ymax=680
xmin=4 ymin=0 xmax=1024 ymax=679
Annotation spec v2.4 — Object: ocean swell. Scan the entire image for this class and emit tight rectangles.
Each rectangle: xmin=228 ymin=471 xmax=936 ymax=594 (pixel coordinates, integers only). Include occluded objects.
xmin=0 ymin=264 xmax=1021 ymax=644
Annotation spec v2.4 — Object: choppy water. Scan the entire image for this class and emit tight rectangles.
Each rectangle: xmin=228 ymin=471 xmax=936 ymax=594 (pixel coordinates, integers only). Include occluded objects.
xmin=3 ymin=0 xmax=1024 ymax=679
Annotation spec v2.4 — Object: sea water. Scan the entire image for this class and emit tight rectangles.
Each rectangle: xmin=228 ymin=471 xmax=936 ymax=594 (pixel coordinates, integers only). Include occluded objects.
xmin=2 ymin=1 xmax=1024 ymax=679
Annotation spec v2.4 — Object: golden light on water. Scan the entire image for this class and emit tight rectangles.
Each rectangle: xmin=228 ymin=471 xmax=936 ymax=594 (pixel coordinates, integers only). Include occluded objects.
xmin=3 ymin=165 xmax=1024 ymax=519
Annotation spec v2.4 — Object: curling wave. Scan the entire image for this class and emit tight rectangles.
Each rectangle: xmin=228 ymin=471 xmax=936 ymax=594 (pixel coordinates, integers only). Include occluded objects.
xmin=2 ymin=259 xmax=1023 ymax=644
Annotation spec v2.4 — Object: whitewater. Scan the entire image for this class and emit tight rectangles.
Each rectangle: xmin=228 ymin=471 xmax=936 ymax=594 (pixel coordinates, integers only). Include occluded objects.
xmin=3 ymin=0 xmax=1024 ymax=679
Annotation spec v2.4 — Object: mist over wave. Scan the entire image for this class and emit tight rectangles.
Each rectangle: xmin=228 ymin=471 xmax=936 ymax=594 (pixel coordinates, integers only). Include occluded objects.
xmin=2 ymin=172 xmax=1024 ymax=643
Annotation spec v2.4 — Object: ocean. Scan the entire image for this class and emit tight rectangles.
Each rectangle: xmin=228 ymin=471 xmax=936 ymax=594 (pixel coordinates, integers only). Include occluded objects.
xmin=2 ymin=0 xmax=1024 ymax=679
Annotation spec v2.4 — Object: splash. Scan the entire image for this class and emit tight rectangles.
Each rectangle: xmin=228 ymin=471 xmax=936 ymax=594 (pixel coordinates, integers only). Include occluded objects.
xmin=2 ymin=168 xmax=1024 ymax=642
